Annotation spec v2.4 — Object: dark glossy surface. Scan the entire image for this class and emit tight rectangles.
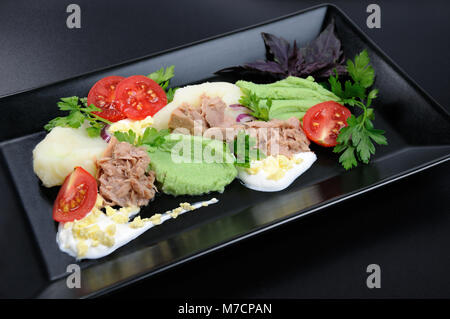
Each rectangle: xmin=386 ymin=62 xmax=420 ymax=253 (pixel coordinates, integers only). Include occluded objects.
xmin=104 ymin=160 xmax=450 ymax=299
xmin=0 ymin=3 xmax=449 ymax=298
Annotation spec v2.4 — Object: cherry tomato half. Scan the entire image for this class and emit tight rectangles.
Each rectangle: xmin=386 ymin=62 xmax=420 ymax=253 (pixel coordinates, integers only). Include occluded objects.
xmin=302 ymin=101 xmax=351 ymax=147
xmin=87 ymin=75 xmax=126 ymax=122
xmin=53 ymin=167 xmax=98 ymax=223
xmin=115 ymin=75 xmax=167 ymax=120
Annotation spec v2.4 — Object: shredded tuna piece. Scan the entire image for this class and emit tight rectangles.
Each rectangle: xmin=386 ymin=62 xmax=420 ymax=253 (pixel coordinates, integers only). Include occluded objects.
xmin=97 ymin=137 xmax=157 ymax=207
xmin=201 ymin=96 xmax=236 ymax=128
xmin=242 ymin=117 xmax=310 ymax=157
xmin=169 ymin=95 xmax=236 ymax=134
xmin=205 ymin=117 xmax=310 ymax=157
xmin=168 ymin=96 xmax=310 ymax=158
xmin=169 ymin=103 xmax=208 ymax=134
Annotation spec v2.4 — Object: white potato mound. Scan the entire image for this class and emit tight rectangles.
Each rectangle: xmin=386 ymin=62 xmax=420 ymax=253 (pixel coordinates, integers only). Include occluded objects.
xmin=152 ymin=82 xmax=244 ymax=130
xmin=33 ymin=126 xmax=108 ymax=187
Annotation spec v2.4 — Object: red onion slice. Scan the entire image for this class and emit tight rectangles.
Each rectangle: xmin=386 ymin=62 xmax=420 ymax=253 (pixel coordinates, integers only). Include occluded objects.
xmin=236 ymin=113 xmax=255 ymax=123
xmin=228 ymin=104 xmax=255 ymax=123
xmin=100 ymin=125 xmax=111 ymax=142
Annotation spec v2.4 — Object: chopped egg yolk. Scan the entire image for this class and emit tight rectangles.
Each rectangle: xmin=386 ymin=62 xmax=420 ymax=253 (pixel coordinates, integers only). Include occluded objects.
xmin=64 ymin=194 xmax=140 ymax=258
xmin=246 ymin=155 xmax=304 ymax=181
xmin=59 ymin=195 xmax=218 ymax=259
xmin=70 ymin=211 xmax=116 ymax=256
xmin=108 ymin=116 xmax=154 ymax=142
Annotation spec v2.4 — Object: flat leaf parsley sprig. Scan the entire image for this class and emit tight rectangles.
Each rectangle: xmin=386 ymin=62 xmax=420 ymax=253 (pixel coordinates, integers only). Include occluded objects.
xmin=147 ymin=65 xmax=178 ymax=102
xmin=238 ymin=88 xmax=272 ymax=121
xmin=44 ymin=96 xmax=112 ymax=137
xmin=328 ymin=50 xmax=387 ymax=170
xmin=114 ymin=127 xmax=170 ymax=152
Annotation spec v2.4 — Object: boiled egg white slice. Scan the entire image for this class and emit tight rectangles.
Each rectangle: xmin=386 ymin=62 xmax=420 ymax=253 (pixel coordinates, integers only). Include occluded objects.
xmin=238 ymin=152 xmax=317 ymax=192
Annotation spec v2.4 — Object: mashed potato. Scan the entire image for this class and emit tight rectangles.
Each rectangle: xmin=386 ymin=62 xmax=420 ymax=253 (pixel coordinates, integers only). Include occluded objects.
xmin=33 ymin=126 xmax=108 ymax=187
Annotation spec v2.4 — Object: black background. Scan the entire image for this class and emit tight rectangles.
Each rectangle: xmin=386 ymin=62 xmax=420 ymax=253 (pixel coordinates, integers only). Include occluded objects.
xmin=1 ymin=0 xmax=449 ymax=298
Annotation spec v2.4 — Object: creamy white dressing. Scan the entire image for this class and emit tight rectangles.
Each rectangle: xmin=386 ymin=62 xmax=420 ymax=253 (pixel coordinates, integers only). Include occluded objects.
xmin=238 ymin=152 xmax=317 ymax=192
xmin=56 ymin=198 xmax=218 ymax=260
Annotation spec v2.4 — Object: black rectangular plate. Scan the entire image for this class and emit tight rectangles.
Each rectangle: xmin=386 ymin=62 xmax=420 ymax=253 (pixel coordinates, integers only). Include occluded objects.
xmin=0 ymin=4 xmax=449 ymax=298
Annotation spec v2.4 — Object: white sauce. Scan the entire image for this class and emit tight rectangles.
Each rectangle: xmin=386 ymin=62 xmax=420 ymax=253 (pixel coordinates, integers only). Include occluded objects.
xmin=56 ymin=198 xmax=218 ymax=260
xmin=238 ymin=152 xmax=317 ymax=192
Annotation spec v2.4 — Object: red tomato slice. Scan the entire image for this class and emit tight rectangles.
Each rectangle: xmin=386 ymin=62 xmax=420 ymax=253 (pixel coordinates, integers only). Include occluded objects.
xmin=302 ymin=101 xmax=351 ymax=147
xmin=115 ymin=75 xmax=167 ymax=120
xmin=87 ymin=75 xmax=127 ymax=122
xmin=53 ymin=167 xmax=98 ymax=223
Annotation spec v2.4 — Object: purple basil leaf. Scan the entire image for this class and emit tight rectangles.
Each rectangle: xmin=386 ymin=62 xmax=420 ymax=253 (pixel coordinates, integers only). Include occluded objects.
xmin=261 ymin=32 xmax=290 ymax=71
xmin=215 ymin=21 xmax=346 ymax=81
xmin=298 ymin=21 xmax=346 ymax=78
xmin=245 ymin=60 xmax=286 ymax=75
xmin=287 ymin=40 xmax=303 ymax=76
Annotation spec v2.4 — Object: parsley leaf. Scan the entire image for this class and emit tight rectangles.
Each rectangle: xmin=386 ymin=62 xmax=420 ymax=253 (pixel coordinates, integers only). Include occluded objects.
xmin=147 ymin=65 xmax=178 ymax=103
xmin=57 ymin=96 xmax=80 ymax=111
xmin=44 ymin=96 xmax=111 ymax=137
xmin=336 ymin=145 xmax=358 ymax=170
xmin=239 ymin=88 xmax=270 ymax=121
xmin=346 ymin=50 xmax=375 ymax=88
xmin=148 ymin=65 xmax=175 ymax=85
xmin=86 ymin=126 xmax=102 ymax=138
xmin=166 ymin=87 xmax=178 ymax=103
xmin=329 ymin=50 xmax=388 ymax=170
xmin=328 ymin=70 xmax=366 ymax=102
xmin=114 ymin=127 xmax=170 ymax=152
xmin=138 ymin=127 xmax=170 ymax=148
xmin=113 ymin=130 xmax=137 ymax=145
xmin=328 ymin=72 xmax=344 ymax=98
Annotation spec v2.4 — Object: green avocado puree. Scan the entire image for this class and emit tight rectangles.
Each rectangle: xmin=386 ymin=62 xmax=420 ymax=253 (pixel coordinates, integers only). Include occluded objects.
xmin=236 ymin=76 xmax=339 ymax=120
xmin=148 ymin=134 xmax=237 ymax=196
